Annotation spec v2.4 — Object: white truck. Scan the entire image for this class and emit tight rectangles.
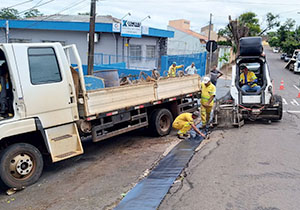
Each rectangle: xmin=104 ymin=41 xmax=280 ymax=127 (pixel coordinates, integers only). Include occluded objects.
xmin=0 ymin=43 xmax=201 ymax=189
xmin=293 ymin=52 xmax=300 ymax=74
xmin=285 ymin=49 xmax=300 ymax=73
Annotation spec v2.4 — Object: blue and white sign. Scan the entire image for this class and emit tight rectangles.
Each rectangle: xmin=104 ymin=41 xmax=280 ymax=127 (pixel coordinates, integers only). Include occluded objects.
xmin=121 ymin=20 xmax=141 ymax=38
xmin=112 ymin=23 xmax=121 ymax=32
xmin=142 ymin=26 xmax=149 ymax=35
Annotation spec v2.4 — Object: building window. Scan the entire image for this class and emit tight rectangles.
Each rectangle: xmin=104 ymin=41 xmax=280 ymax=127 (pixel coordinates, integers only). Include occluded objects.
xmin=28 ymin=47 xmax=62 ymax=85
xmin=146 ymin=45 xmax=156 ymax=58
xmin=42 ymin=40 xmax=66 ymax=46
xmin=9 ymin=38 xmax=31 ymax=43
xmin=129 ymin=45 xmax=142 ymax=61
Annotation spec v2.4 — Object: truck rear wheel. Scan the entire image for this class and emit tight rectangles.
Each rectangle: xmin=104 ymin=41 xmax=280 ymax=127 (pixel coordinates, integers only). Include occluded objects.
xmin=149 ymin=108 xmax=173 ymax=136
xmin=0 ymin=143 xmax=43 ymax=189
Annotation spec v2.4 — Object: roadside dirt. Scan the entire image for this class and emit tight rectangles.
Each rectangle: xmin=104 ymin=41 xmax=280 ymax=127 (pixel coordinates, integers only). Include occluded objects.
xmin=0 ymin=129 xmax=181 ymax=210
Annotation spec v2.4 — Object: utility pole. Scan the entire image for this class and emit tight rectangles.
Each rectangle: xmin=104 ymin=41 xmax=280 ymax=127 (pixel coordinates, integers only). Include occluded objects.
xmin=206 ymin=13 xmax=213 ymax=74
xmin=208 ymin=13 xmax=212 ymax=41
xmin=5 ymin=20 xmax=9 ymax=43
xmin=87 ymin=0 xmax=96 ymax=75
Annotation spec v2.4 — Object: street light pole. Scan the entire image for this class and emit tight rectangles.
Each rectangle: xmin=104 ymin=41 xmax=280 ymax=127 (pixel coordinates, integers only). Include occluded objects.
xmin=87 ymin=0 xmax=96 ymax=75
xmin=140 ymin=15 xmax=151 ymax=22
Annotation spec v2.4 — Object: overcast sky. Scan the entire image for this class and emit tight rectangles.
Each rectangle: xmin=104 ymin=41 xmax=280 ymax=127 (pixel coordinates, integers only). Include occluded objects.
xmin=2 ymin=0 xmax=300 ymax=32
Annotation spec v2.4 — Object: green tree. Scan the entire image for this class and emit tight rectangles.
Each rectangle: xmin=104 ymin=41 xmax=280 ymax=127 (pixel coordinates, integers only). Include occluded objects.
xmin=238 ymin=12 xmax=261 ymax=36
xmin=24 ymin=9 xmax=43 ymax=18
xmin=0 ymin=8 xmax=19 ymax=19
xmin=219 ymin=12 xmax=279 ymax=54
xmin=268 ymin=36 xmax=280 ymax=48
xmin=267 ymin=18 xmax=298 ymax=55
xmin=281 ymin=36 xmax=300 ymax=55
xmin=260 ymin=12 xmax=280 ymax=35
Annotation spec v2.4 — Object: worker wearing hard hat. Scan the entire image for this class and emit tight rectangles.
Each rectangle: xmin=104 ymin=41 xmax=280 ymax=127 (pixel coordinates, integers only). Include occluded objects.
xmin=201 ymin=76 xmax=216 ymax=128
xmin=168 ymin=62 xmax=184 ymax=77
xmin=172 ymin=111 xmax=205 ymax=139
xmin=239 ymin=64 xmax=261 ymax=92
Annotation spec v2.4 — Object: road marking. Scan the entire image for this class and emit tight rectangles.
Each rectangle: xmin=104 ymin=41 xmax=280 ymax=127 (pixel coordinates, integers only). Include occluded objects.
xmin=291 ymin=99 xmax=300 ymax=106
xmin=293 ymin=84 xmax=300 ymax=91
xmin=282 ymin=98 xmax=288 ymax=105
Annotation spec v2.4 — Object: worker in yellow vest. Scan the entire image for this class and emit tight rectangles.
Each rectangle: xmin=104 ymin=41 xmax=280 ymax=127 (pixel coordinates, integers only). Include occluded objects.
xmin=201 ymin=76 xmax=216 ymax=128
xmin=172 ymin=111 xmax=205 ymax=139
xmin=239 ymin=64 xmax=261 ymax=92
xmin=168 ymin=62 xmax=184 ymax=77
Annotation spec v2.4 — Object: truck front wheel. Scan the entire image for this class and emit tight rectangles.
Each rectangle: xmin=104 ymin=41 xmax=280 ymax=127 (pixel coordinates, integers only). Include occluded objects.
xmin=149 ymin=108 xmax=173 ymax=136
xmin=0 ymin=143 xmax=43 ymax=189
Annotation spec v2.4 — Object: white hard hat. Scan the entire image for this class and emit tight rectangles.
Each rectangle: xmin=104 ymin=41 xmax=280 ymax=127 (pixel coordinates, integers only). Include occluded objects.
xmin=192 ymin=111 xmax=200 ymax=117
xmin=202 ymin=76 xmax=210 ymax=84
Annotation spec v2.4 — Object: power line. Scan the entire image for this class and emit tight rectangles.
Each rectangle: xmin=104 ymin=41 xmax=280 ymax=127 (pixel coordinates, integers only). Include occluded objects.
xmin=23 ymin=0 xmax=88 ymax=24
xmin=18 ymin=0 xmax=55 ymax=14
xmin=4 ymin=0 xmax=88 ymax=39
xmin=104 ymin=0 xmax=300 ymax=6
xmin=5 ymin=0 xmax=33 ymax=9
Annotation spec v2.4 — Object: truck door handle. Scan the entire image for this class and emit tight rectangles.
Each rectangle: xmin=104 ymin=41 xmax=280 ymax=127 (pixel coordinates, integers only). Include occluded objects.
xmin=69 ymin=84 xmax=73 ymax=95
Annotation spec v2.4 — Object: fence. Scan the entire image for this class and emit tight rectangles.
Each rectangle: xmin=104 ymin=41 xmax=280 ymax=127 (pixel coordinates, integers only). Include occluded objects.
xmin=161 ymin=52 xmax=207 ymax=76
xmin=94 ymin=53 xmax=159 ymax=70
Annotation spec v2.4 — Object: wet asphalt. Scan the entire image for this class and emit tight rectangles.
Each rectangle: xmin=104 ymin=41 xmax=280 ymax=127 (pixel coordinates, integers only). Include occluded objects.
xmin=159 ymin=47 xmax=300 ymax=210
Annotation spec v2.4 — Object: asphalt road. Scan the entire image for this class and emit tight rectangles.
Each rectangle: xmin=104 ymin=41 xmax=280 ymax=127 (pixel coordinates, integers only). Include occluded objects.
xmin=160 ymin=47 xmax=300 ymax=210
xmin=0 ymin=129 xmax=180 ymax=210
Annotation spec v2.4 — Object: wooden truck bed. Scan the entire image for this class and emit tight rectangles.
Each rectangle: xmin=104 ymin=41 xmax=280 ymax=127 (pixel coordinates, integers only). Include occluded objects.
xmin=81 ymin=75 xmax=201 ymax=117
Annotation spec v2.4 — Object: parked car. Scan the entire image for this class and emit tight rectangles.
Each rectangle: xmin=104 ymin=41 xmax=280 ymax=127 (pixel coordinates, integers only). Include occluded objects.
xmin=273 ymin=48 xmax=279 ymax=53
xmin=280 ymin=53 xmax=287 ymax=60
xmin=284 ymin=55 xmax=292 ymax=62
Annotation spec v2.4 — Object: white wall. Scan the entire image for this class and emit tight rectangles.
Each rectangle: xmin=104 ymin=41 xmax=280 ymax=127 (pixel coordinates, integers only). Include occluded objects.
xmin=7 ymin=28 xmax=160 ymax=69
xmin=167 ymin=26 xmax=206 ymax=55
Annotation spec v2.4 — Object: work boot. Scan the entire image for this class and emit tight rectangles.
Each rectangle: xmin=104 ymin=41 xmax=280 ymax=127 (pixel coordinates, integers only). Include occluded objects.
xmin=177 ymin=134 xmax=185 ymax=139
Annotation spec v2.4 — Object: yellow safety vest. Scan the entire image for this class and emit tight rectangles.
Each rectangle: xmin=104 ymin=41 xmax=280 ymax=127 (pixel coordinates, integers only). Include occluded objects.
xmin=201 ymin=82 xmax=216 ymax=107
xmin=173 ymin=113 xmax=194 ymax=125
xmin=168 ymin=65 xmax=183 ymax=77
xmin=239 ymin=71 xmax=258 ymax=87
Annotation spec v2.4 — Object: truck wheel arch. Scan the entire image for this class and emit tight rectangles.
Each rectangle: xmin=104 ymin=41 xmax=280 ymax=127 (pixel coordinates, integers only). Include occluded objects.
xmin=0 ymin=118 xmax=50 ymax=156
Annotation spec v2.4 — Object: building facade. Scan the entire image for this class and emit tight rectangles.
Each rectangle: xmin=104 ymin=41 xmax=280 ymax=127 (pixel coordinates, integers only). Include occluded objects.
xmin=201 ymin=24 xmax=226 ymax=41
xmin=0 ymin=15 xmax=174 ymax=70
xmin=167 ymin=19 xmax=207 ymax=55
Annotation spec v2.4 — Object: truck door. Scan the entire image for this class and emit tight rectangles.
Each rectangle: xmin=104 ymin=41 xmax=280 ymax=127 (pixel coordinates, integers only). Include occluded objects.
xmin=12 ymin=44 xmax=78 ymax=128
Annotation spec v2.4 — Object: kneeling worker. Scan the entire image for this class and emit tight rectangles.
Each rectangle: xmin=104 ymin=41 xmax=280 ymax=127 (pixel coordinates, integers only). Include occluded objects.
xmin=201 ymin=76 xmax=216 ymax=128
xmin=172 ymin=111 xmax=205 ymax=139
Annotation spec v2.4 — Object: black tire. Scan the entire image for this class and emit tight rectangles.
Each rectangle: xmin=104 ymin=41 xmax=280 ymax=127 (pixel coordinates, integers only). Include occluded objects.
xmin=273 ymin=95 xmax=283 ymax=121
xmin=0 ymin=143 xmax=43 ymax=189
xmin=149 ymin=108 xmax=173 ymax=136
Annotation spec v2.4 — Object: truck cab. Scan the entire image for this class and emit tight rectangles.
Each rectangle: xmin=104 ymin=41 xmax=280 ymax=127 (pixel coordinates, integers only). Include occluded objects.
xmin=294 ymin=53 xmax=300 ymax=73
xmin=0 ymin=43 xmax=83 ymax=189
xmin=285 ymin=49 xmax=300 ymax=72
